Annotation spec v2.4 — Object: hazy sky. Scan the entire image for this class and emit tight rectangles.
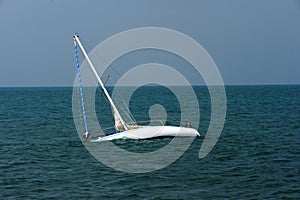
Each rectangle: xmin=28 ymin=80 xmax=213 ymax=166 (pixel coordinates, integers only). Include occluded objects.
xmin=0 ymin=0 xmax=299 ymax=86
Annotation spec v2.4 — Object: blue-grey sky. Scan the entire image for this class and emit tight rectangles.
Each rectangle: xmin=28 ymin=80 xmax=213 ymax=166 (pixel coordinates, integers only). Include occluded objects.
xmin=0 ymin=0 xmax=299 ymax=86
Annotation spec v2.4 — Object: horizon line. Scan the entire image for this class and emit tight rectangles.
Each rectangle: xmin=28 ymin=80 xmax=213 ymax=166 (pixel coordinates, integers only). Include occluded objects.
xmin=0 ymin=83 xmax=300 ymax=88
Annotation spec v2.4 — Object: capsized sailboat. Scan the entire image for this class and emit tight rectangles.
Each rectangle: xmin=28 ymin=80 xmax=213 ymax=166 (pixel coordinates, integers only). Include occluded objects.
xmin=73 ymin=33 xmax=200 ymax=142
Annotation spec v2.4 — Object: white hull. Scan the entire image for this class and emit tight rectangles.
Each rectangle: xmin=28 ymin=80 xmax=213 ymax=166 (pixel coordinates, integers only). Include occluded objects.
xmin=90 ymin=126 xmax=200 ymax=142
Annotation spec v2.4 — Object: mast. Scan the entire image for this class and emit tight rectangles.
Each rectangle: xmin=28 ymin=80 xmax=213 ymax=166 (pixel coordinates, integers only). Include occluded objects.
xmin=73 ymin=33 xmax=128 ymax=131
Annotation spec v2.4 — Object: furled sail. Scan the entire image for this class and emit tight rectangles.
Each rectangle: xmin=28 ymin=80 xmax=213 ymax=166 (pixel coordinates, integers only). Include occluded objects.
xmin=113 ymin=110 xmax=126 ymax=131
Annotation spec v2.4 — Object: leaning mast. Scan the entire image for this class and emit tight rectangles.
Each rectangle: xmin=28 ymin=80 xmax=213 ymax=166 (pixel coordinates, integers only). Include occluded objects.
xmin=73 ymin=33 xmax=128 ymax=131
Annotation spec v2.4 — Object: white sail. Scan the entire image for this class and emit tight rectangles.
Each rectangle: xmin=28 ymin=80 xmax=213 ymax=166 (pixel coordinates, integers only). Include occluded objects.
xmin=74 ymin=34 xmax=128 ymax=131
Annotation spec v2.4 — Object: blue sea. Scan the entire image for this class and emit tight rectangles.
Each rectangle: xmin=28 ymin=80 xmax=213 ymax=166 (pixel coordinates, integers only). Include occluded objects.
xmin=0 ymin=85 xmax=299 ymax=199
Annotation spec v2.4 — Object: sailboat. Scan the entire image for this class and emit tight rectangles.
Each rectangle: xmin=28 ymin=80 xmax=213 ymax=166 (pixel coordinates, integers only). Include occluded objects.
xmin=73 ymin=33 xmax=200 ymax=142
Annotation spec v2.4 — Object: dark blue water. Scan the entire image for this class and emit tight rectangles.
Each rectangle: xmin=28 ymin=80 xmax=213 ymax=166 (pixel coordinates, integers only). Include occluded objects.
xmin=0 ymin=86 xmax=299 ymax=199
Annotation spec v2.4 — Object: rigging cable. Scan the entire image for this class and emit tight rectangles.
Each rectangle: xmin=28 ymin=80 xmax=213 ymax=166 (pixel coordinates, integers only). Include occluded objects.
xmin=80 ymin=37 xmax=138 ymax=127
xmin=81 ymin=37 xmax=137 ymax=124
